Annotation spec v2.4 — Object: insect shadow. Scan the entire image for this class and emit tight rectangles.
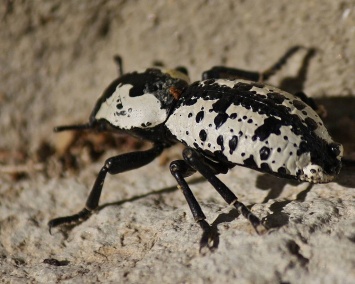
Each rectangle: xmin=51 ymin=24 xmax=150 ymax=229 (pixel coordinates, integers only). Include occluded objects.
xmin=256 ymin=175 xmax=313 ymax=229
xmin=278 ymin=47 xmax=316 ymax=94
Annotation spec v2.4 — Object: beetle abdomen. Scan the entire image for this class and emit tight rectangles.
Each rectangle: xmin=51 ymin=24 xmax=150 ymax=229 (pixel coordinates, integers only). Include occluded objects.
xmin=166 ymin=79 xmax=342 ymax=183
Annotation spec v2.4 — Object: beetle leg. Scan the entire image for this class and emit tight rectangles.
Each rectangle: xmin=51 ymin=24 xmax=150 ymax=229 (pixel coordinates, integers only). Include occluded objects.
xmin=202 ymin=46 xmax=303 ymax=82
xmin=48 ymin=144 xmax=164 ymax=233
xmin=170 ymin=160 xmax=204 ymax=221
xmin=182 ymin=148 xmax=267 ymax=235
xmin=170 ymin=160 xmax=219 ymax=252
xmin=202 ymin=66 xmax=260 ymax=81
xmin=293 ymin=91 xmax=318 ymax=110
xmin=260 ymin=46 xmax=304 ymax=81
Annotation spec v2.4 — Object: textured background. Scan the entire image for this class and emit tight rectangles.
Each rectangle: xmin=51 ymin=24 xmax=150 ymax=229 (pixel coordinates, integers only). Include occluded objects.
xmin=1 ymin=1 xmax=355 ymax=283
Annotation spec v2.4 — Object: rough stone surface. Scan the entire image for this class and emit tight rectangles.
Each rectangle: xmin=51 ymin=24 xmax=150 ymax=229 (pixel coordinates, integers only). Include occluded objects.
xmin=1 ymin=1 xmax=355 ymax=283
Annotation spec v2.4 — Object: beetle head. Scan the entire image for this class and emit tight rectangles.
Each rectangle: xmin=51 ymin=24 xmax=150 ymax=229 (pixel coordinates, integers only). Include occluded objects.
xmin=92 ymin=68 xmax=189 ymax=131
xmin=297 ymin=141 xmax=343 ymax=183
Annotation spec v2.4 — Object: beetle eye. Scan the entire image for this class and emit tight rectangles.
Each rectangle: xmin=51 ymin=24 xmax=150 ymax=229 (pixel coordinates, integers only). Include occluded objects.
xmin=328 ymin=143 xmax=341 ymax=157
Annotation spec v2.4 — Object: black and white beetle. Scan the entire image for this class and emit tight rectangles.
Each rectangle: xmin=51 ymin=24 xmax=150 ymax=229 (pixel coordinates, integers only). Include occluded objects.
xmin=49 ymin=47 xmax=343 ymax=249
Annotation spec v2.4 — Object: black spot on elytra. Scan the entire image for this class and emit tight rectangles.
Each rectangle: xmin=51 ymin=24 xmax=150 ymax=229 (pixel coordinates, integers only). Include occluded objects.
xmin=305 ymin=117 xmax=318 ymax=131
xmin=116 ymin=110 xmax=127 ymax=116
xmin=199 ymin=129 xmax=207 ymax=141
xmin=229 ymin=135 xmax=238 ymax=154
xmin=212 ymin=96 xmax=233 ymax=113
xmin=233 ymin=82 xmax=253 ymax=91
xmin=259 ymin=146 xmax=271 ymax=160
xmin=253 ymin=117 xmax=283 ymax=141
xmin=260 ymin=163 xmax=272 ymax=173
xmin=217 ymin=135 xmax=224 ymax=151
xmin=278 ymin=167 xmax=287 ymax=175
xmin=230 ymin=113 xmax=238 ymax=119
xmin=293 ymin=100 xmax=307 ymax=110
xmin=140 ymin=121 xmax=152 ymax=127
xmin=214 ymin=113 xmax=229 ymax=129
xmin=188 ymin=113 xmax=193 ymax=118
xmin=267 ymin=92 xmax=285 ymax=104
xmin=196 ymin=111 xmax=205 ymax=123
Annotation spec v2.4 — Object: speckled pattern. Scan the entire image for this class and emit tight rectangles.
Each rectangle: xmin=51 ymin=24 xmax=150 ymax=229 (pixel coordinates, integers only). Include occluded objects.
xmin=166 ymin=79 xmax=342 ymax=183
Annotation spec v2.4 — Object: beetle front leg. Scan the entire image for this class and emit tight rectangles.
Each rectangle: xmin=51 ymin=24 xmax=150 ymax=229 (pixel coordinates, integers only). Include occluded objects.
xmin=182 ymin=148 xmax=267 ymax=235
xmin=48 ymin=144 xmax=164 ymax=233
xmin=170 ymin=160 xmax=219 ymax=252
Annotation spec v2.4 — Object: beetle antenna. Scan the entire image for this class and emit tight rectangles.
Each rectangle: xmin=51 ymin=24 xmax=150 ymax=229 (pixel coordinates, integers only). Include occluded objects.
xmin=53 ymin=123 xmax=92 ymax=132
xmin=113 ymin=55 xmax=123 ymax=77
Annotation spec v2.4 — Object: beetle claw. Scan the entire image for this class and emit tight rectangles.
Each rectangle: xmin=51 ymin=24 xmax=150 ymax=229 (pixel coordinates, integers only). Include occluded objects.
xmin=254 ymin=222 xmax=268 ymax=235
xmin=198 ymin=220 xmax=219 ymax=254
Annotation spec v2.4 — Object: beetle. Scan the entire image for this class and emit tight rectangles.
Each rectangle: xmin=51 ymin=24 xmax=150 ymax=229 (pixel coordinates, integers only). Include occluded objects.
xmin=48 ymin=47 xmax=343 ymax=250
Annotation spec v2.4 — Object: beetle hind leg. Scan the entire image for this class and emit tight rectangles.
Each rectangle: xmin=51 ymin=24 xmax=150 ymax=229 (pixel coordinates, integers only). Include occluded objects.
xmin=182 ymin=148 xmax=267 ymax=235
xmin=202 ymin=46 xmax=304 ymax=82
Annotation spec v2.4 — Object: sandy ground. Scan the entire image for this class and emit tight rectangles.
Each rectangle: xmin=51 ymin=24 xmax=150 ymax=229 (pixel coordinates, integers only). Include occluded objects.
xmin=1 ymin=1 xmax=355 ymax=283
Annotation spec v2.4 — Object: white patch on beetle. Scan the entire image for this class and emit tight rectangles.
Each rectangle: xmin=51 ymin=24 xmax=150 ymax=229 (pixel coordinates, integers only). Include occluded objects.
xmin=95 ymin=84 xmax=167 ymax=129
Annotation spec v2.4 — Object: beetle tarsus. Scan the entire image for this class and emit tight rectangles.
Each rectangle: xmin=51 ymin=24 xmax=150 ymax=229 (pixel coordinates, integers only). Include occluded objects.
xmin=48 ymin=208 xmax=92 ymax=234
xmin=232 ymin=200 xmax=268 ymax=235
xmin=198 ymin=220 xmax=219 ymax=253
